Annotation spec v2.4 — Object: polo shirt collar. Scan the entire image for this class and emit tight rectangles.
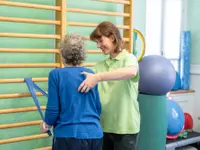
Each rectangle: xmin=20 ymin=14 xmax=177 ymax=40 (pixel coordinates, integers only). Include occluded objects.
xmin=105 ymin=49 xmax=127 ymax=66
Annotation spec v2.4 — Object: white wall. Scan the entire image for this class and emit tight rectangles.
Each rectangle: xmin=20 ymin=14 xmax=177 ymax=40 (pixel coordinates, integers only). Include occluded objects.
xmin=190 ymin=64 xmax=200 ymax=132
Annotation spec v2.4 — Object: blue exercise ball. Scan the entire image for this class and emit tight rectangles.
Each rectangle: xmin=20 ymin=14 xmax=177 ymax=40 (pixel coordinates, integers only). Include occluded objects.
xmin=171 ymin=71 xmax=182 ymax=91
xmin=167 ymin=99 xmax=184 ymax=136
xmin=139 ymin=55 xmax=176 ymax=95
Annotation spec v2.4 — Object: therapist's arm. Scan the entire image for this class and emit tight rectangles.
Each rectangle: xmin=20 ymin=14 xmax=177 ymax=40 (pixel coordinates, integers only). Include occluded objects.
xmin=78 ymin=54 xmax=138 ymax=92
xmin=78 ymin=66 xmax=137 ymax=92
xmin=95 ymin=66 xmax=137 ymax=81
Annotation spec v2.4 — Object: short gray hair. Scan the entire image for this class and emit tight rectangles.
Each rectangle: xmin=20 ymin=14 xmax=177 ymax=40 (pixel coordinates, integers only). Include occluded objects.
xmin=59 ymin=33 xmax=86 ymax=66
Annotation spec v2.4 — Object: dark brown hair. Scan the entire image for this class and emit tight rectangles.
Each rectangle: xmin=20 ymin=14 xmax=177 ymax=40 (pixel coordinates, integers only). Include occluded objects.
xmin=90 ymin=21 xmax=123 ymax=53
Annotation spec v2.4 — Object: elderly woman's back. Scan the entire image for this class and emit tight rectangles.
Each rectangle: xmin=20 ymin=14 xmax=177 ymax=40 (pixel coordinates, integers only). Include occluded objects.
xmin=41 ymin=33 xmax=103 ymax=150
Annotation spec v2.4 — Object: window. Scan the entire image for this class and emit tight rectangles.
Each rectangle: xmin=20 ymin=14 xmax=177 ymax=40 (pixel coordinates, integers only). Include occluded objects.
xmin=162 ymin=0 xmax=183 ymax=71
xmin=146 ymin=0 xmax=183 ymax=72
xmin=146 ymin=0 xmax=163 ymax=56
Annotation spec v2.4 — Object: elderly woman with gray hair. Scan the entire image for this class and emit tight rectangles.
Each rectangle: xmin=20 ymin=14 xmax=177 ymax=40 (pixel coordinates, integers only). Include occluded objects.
xmin=40 ymin=33 xmax=103 ymax=150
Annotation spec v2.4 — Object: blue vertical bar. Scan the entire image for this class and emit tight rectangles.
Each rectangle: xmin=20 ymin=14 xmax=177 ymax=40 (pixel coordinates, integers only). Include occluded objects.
xmin=180 ymin=31 xmax=191 ymax=90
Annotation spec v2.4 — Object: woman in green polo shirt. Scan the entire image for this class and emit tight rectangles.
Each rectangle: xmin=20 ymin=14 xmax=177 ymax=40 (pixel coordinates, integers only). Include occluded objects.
xmin=78 ymin=21 xmax=140 ymax=150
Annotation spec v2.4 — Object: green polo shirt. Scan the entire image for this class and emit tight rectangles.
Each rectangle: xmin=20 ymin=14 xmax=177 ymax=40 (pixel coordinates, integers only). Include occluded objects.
xmin=93 ymin=49 xmax=140 ymax=134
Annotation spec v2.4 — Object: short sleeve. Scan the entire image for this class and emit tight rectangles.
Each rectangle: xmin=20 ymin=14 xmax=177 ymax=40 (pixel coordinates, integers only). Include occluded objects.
xmin=124 ymin=54 xmax=138 ymax=68
xmin=124 ymin=54 xmax=139 ymax=81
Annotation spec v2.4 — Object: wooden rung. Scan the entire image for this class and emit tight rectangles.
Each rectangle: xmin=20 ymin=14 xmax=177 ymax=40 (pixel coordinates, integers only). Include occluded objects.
xmin=123 ymin=38 xmax=129 ymax=42
xmin=88 ymin=50 xmax=102 ymax=54
xmin=0 ymin=91 xmax=46 ymax=99
xmin=0 ymin=120 xmax=42 ymax=129
xmin=0 ymin=33 xmax=127 ymax=41
xmin=0 ymin=77 xmax=48 ymax=84
xmin=0 ymin=63 xmax=94 ymax=68
xmin=0 ymin=133 xmax=49 ymax=145
xmin=0 ymin=106 xmax=46 ymax=114
xmin=34 ymin=146 xmax=52 ymax=150
xmin=0 ymin=33 xmax=61 ymax=39
xmin=0 ymin=48 xmax=101 ymax=54
xmin=0 ymin=16 xmax=61 ymax=25
xmin=67 ymin=8 xmax=130 ymax=17
xmin=0 ymin=63 xmax=60 ymax=68
xmin=67 ymin=22 xmax=129 ymax=29
xmin=92 ymin=0 xmax=130 ymax=5
xmin=82 ymin=63 xmax=96 ymax=67
xmin=0 ymin=48 xmax=59 ymax=53
xmin=0 ymin=1 xmax=60 ymax=11
xmin=83 ymin=36 xmax=129 ymax=42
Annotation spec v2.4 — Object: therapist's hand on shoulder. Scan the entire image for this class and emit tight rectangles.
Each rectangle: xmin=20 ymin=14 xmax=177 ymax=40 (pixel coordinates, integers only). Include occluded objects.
xmin=78 ymin=72 xmax=99 ymax=93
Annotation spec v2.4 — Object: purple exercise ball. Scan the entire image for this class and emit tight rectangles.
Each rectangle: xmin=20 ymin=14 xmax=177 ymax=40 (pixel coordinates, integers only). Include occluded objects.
xmin=138 ymin=55 xmax=176 ymax=95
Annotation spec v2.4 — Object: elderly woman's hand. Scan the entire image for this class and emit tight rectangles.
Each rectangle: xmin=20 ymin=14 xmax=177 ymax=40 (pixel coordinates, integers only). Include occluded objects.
xmin=40 ymin=122 xmax=51 ymax=133
xmin=78 ymin=72 xmax=100 ymax=93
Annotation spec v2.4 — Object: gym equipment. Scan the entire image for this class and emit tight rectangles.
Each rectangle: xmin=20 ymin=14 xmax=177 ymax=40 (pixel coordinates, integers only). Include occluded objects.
xmin=167 ymin=99 xmax=185 ymax=139
xmin=171 ymin=71 xmax=182 ymax=91
xmin=180 ymin=31 xmax=191 ymax=90
xmin=136 ymin=94 xmax=167 ymax=150
xmin=133 ymin=29 xmax=145 ymax=62
xmin=166 ymin=132 xmax=200 ymax=150
xmin=176 ymin=146 xmax=197 ymax=150
xmin=138 ymin=55 xmax=176 ymax=95
xmin=184 ymin=113 xmax=193 ymax=130
xmin=24 ymin=78 xmax=52 ymax=136
xmin=0 ymin=0 xmax=134 ymax=149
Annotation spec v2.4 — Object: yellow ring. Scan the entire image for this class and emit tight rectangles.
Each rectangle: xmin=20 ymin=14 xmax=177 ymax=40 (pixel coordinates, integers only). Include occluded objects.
xmin=133 ymin=29 xmax=146 ymax=62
